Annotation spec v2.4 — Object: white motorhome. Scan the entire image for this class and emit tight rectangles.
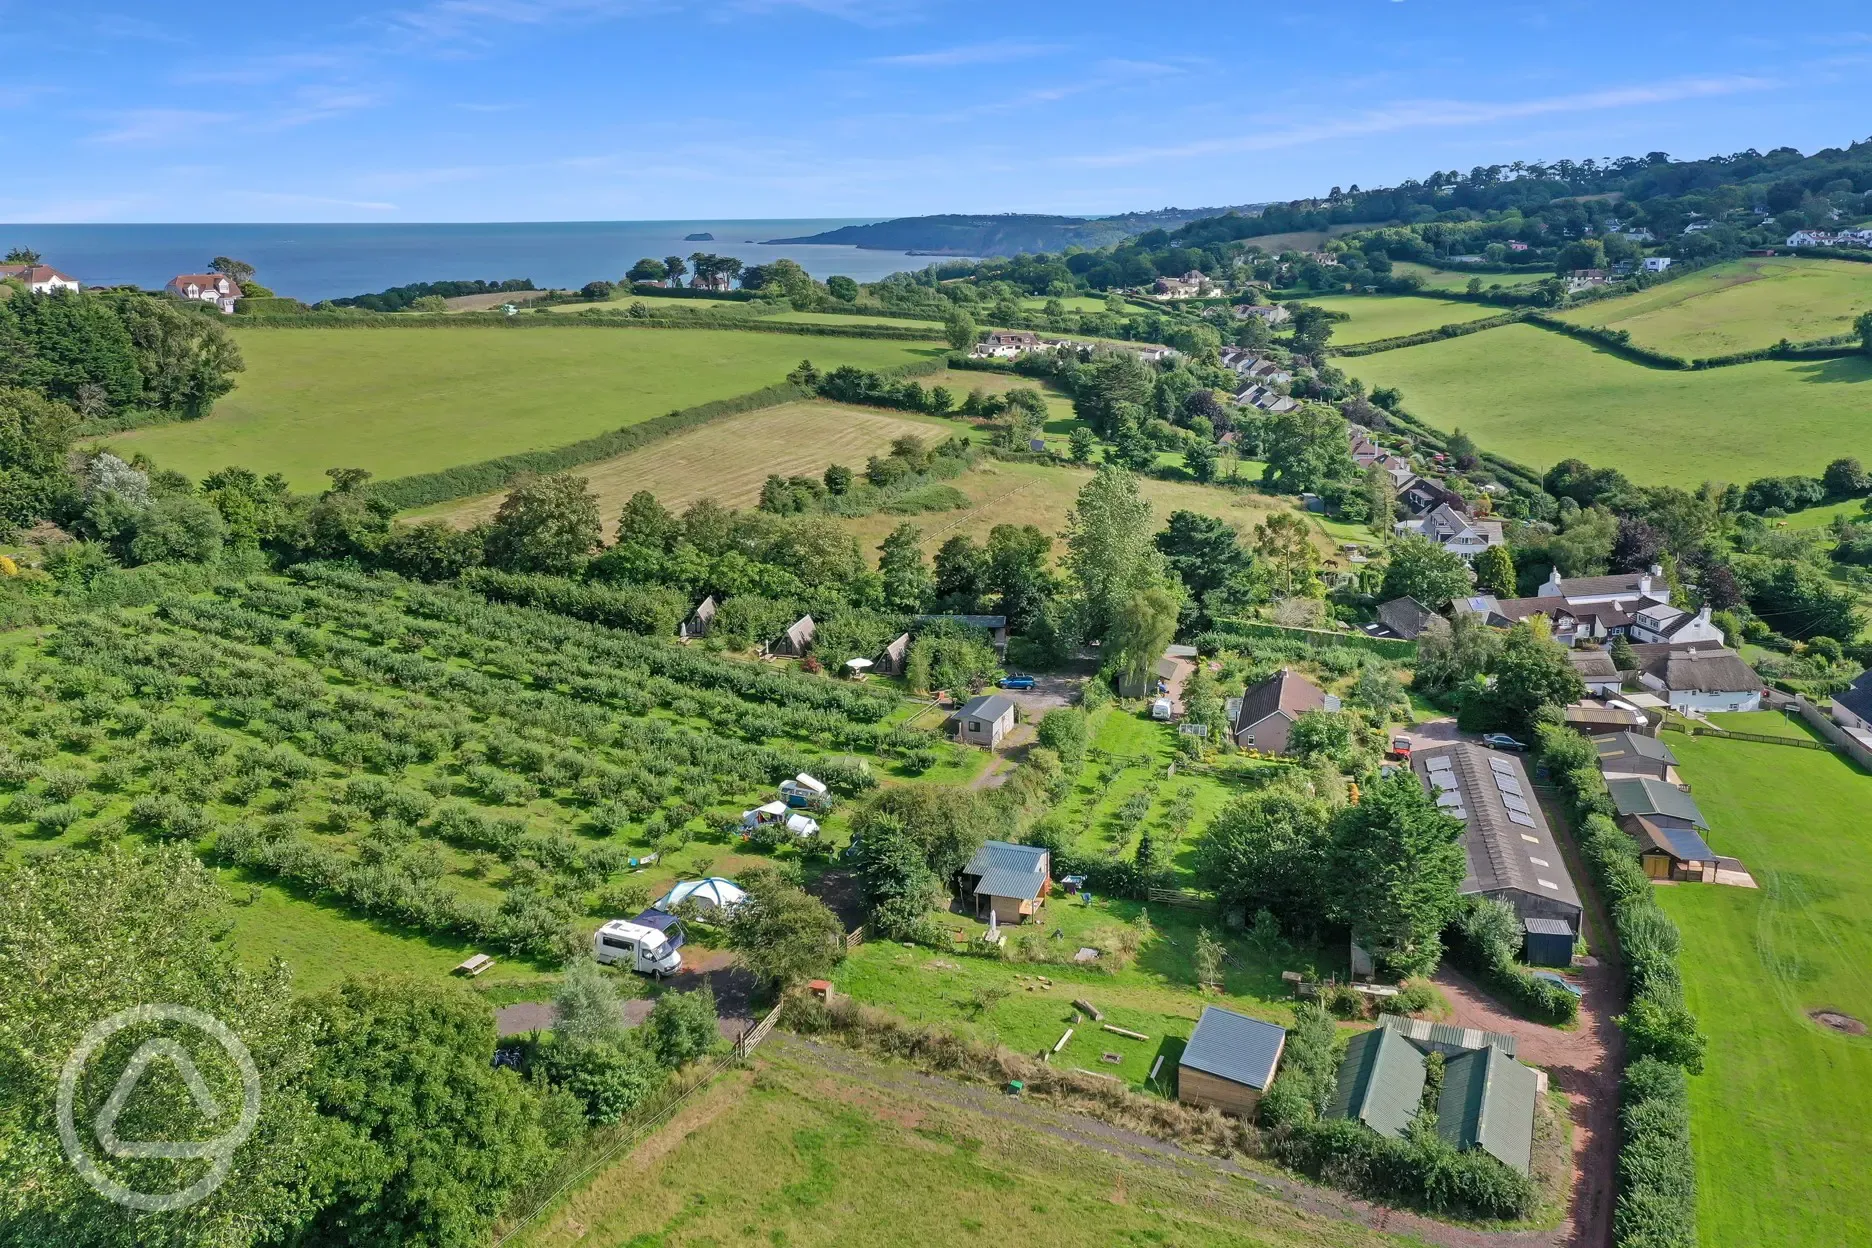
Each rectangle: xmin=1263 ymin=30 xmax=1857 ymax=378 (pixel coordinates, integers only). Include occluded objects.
xmin=592 ymin=916 xmax=684 ymax=976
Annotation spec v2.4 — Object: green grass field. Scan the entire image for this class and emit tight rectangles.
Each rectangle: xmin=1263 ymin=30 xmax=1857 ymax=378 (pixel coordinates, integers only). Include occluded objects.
xmin=518 ymin=1054 xmax=1405 ymax=1248
xmin=1658 ymin=734 xmax=1872 ymax=1247
xmin=1304 ymin=293 xmax=1503 ymax=344
xmin=1393 ymin=261 xmax=1546 ymax=291
xmin=1342 ymin=323 xmax=1872 ymax=486
xmin=1558 ymin=257 xmax=1872 ymax=358
xmin=107 ymin=326 xmax=938 ymax=490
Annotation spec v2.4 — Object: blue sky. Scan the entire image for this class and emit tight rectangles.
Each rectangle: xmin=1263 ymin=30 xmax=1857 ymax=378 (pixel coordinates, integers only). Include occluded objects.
xmin=3 ymin=0 xmax=1870 ymax=223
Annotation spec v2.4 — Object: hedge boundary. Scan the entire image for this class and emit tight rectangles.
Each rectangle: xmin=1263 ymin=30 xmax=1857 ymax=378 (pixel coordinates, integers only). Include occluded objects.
xmin=1328 ymin=312 xmax=1523 ymax=357
xmin=1202 ymin=618 xmax=1417 ymax=660
xmin=222 ymin=309 xmax=945 ymax=341
xmin=370 ymin=358 xmax=949 ymax=512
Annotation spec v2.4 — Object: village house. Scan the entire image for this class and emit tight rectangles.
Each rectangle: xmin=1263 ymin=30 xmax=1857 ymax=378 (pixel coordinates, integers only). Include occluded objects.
xmin=950 ymin=693 xmax=1016 ymax=749
xmin=1628 ymin=602 xmax=1724 ymax=646
xmin=1412 ymin=742 xmax=1584 ymax=934
xmin=1455 ymin=567 xmax=1672 ymax=647
xmin=1828 ymin=670 xmax=1872 ymax=742
xmin=166 ymin=272 xmax=242 ymax=313
xmin=1228 ymin=670 xmax=1336 ymax=754
xmin=1567 ymin=648 xmax=1624 ymax=697
xmin=1350 ymin=433 xmax=1417 ymax=489
xmin=1118 ymin=643 xmax=1198 ymax=701
xmin=1150 ymin=270 xmax=1213 ymax=300
xmin=1232 ymin=382 xmax=1297 ymax=413
xmin=973 ymin=329 xmax=1040 ymax=359
xmin=1396 ymin=475 xmax=1467 ymax=518
xmin=1629 ymin=642 xmax=1764 ymax=713
xmin=1177 ymin=1006 xmax=1287 ymax=1118
xmin=1232 ymin=303 xmax=1290 ymax=325
xmin=1219 ymin=347 xmax=1292 ymax=384
xmin=1327 ymin=1024 xmax=1539 ymax=1173
xmin=1564 ymin=268 xmax=1610 ymax=293
xmin=1643 ymin=256 xmax=1673 ymax=272
xmin=1373 ymin=596 xmax=1436 ymax=641
xmin=1395 ymin=502 xmax=1503 ymax=563
xmin=957 ymin=840 xmax=1050 ymax=924
xmin=0 ymin=263 xmax=82 ymax=294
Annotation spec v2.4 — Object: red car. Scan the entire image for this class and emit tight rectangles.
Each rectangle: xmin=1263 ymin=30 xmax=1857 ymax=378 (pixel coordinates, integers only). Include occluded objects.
xmin=1388 ymin=736 xmax=1413 ymax=760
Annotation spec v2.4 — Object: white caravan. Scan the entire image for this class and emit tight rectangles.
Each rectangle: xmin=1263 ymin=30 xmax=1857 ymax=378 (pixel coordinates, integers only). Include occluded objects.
xmin=592 ymin=916 xmax=684 ymax=976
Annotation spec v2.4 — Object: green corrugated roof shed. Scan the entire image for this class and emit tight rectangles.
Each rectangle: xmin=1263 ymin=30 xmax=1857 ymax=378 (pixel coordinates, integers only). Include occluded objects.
xmin=1436 ymin=1045 xmax=1538 ymax=1174
xmin=1326 ymin=1027 xmax=1426 ymax=1140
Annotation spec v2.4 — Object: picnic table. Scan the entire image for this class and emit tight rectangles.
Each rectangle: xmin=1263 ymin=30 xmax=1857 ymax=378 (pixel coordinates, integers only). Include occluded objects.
xmin=454 ymin=954 xmax=495 ymax=977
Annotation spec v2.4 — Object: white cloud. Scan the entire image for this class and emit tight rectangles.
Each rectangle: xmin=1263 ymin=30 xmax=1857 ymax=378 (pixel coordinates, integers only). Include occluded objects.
xmin=1072 ymin=74 xmax=1781 ymax=167
xmin=870 ymin=39 xmax=1067 ymax=68
xmin=86 ymin=108 xmax=236 ymax=146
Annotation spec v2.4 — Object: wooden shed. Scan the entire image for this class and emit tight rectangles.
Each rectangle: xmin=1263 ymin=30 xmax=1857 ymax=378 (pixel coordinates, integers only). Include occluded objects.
xmin=957 ymin=840 xmax=1051 ymax=924
xmin=1176 ymin=1006 xmax=1286 ymax=1119
xmin=950 ymin=693 xmax=1016 ymax=749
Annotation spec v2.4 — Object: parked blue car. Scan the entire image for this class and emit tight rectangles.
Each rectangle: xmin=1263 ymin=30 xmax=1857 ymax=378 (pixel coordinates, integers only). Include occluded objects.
xmin=998 ymin=675 xmax=1036 ymax=690
xmin=1531 ymin=971 xmax=1584 ymax=999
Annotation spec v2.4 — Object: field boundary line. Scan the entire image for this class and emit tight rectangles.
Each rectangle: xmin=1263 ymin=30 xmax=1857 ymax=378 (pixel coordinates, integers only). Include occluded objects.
xmin=491 ymin=1000 xmax=783 ymax=1246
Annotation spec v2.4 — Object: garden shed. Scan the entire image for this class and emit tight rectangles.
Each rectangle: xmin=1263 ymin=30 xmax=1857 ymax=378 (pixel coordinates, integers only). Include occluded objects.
xmin=958 ymin=840 xmax=1051 ymax=923
xmin=1176 ymin=1006 xmax=1287 ymax=1118
xmin=951 ymin=694 xmax=1016 ymax=749
xmin=1522 ymin=916 xmax=1575 ymax=968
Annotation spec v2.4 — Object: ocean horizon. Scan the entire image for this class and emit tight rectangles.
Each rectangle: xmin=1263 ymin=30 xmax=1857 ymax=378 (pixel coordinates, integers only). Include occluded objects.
xmin=0 ymin=220 xmax=965 ymax=304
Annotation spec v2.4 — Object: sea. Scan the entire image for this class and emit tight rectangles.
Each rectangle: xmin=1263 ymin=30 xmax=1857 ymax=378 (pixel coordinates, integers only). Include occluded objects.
xmin=0 ymin=220 xmax=965 ymax=304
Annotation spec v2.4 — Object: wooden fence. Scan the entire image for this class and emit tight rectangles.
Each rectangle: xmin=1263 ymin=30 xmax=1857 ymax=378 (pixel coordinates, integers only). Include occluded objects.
xmin=735 ymin=1001 xmax=784 ymax=1059
xmin=1145 ymin=886 xmax=1211 ymax=909
xmin=844 ymin=925 xmax=866 ymax=951
xmin=1661 ymin=720 xmax=1839 ymax=752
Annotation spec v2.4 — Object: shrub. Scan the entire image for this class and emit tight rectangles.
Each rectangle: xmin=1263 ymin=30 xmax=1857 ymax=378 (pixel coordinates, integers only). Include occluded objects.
xmin=641 ymin=985 xmax=725 ymax=1068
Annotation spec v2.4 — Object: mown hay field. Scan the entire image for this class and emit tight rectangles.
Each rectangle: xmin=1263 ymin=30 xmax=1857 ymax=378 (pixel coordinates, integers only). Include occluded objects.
xmin=1304 ymin=293 xmax=1503 ymax=344
xmin=1392 ymin=261 xmax=1546 ymax=291
xmin=1557 ymin=256 xmax=1872 ymax=357
xmin=1342 ymin=323 xmax=1872 ymax=486
xmin=834 ymin=458 xmax=1314 ymax=560
xmin=107 ymin=326 xmax=938 ymax=490
xmin=418 ymin=400 xmax=967 ymax=534
xmin=1658 ymin=732 xmax=1872 ymax=1248
xmin=515 ymin=1050 xmax=1404 ymax=1248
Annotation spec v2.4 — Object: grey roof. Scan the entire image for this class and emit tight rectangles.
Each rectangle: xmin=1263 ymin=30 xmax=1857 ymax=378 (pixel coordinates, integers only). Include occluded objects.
xmin=1234 ymin=669 xmax=1327 ymax=734
xmin=1377 ymin=1014 xmax=1518 ymax=1058
xmin=961 ymin=840 xmax=1049 ymax=901
xmin=1436 ymin=1046 xmax=1538 ymax=1173
xmin=1568 ymin=649 xmax=1621 ymax=681
xmin=1327 ymin=1026 xmax=1426 ymax=1140
xmin=1595 ymin=731 xmax=1676 ymax=768
xmin=1376 ymin=596 xmax=1435 ymax=640
xmin=1411 ymin=743 xmax=1582 ymax=919
xmin=1835 ymin=670 xmax=1872 ymax=726
xmin=1629 ymin=643 xmax=1763 ymax=694
xmin=1608 ymin=777 xmax=1708 ymax=828
xmin=1548 ymin=571 xmax=1650 ymax=597
xmin=917 ymin=613 xmax=1008 ymax=630
xmin=953 ymin=693 xmax=1016 ymax=723
xmin=1180 ymin=1006 xmax=1286 ymax=1091
xmin=1523 ymin=916 xmax=1575 ymax=936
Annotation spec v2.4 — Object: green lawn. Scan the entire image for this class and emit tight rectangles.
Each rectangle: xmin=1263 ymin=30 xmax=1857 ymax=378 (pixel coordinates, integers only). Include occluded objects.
xmin=1302 ymin=293 xmax=1503 ymax=345
xmin=1703 ymin=709 xmax=1820 ymax=740
xmin=1558 ymin=257 xmax=1872 ymax=358
xmin=1342 ymin=323 xmax=1872 ymax=486
xmin=517 ymin=1053 xmax=1406 ymax=1248
xmin=1393 ymin=261 xmax=1546 ymax=291
xmin=1658 ymin=735 xmax=1872 ymax=1247
xmin=107 ymin=326 xmax=939 ymax=490
xmin=1778 ymin=496 xmax=1866 ymax=531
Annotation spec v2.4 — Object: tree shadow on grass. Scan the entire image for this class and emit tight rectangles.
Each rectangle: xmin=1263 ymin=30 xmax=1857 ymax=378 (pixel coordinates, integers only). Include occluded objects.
xmin=1788 ymin=354 xmax=1872 ymax=385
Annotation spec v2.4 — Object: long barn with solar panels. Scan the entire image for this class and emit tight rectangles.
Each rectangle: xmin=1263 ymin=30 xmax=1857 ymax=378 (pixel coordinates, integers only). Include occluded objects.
xmin=1410 ymin=742 xmax=1583 ymax=934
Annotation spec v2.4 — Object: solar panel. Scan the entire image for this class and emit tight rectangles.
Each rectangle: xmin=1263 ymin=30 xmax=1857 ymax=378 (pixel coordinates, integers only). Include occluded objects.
xmin=1502 ymin=793 xmax=1531 ymax=814
xmin=1494 ymin=774 xmax=1523 ymax=796
xmin=1431 ymin=774 xmax=1459 ymax=791
xmin=1427 ymin=756 xmax=1454 ymax=772
xmin=1488 ymin=756 xmax=1515 ymax=775
xmin=1436 ymin=790 xmax=1464 ymax=808
xmin=1508 ymin=810 xmax=1537 ymax=828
